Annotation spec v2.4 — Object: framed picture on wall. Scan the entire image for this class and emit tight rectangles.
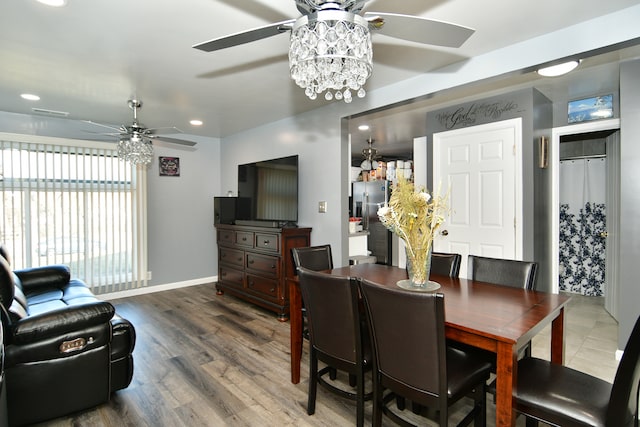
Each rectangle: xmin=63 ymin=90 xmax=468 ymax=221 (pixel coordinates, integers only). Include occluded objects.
xmin=568 ymin=94 xmax=613 ymax=123
xmin=159 ymin=156 xmax=180 ymax=176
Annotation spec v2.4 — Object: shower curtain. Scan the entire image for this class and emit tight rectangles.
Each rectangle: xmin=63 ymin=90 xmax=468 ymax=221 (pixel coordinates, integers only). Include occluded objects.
xmin=559 ymin=158 xmax=606 ymax=296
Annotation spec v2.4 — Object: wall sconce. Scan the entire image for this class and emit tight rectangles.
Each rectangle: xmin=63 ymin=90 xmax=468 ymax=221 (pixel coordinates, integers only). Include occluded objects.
xmin=539 ymin=136 xmax=549 ymax=169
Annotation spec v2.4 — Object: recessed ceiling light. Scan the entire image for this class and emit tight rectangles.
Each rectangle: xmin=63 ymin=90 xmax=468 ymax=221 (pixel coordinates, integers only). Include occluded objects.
xmin=21 ymin=93 xmax=40 ymax=101
xmin=358 ymin=124 xmax=370 ymax=131
xmin=190 ymin=119 xmax=203 ymax=126
xmin=537 ymin=60 xmax=580 ymax=77
xmin=36 ymin=0 xmax=67 ymax=6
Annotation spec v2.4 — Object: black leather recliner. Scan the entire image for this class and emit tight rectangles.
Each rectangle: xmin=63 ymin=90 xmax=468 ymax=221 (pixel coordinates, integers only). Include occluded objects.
xmin=0 ymin=249 xmax=135 ymax=426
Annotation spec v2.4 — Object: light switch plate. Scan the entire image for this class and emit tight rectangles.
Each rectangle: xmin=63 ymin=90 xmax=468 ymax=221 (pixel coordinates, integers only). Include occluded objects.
xmin=318 ymin=201 xmax=327 ymax=213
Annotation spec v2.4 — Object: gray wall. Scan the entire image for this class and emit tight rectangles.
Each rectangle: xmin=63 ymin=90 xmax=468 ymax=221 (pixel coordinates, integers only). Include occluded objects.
xmin=146 ymin=136 xmax=221 ymax=285
xmin=618 ymin=58 xmax=640 ymax=348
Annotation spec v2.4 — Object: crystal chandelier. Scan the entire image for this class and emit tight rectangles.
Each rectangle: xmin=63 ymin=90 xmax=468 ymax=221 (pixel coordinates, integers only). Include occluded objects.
xmin=289 ymin=9 xmax=372 ymax=103
xmin=117 ymin=133 xmax=153 ymax=165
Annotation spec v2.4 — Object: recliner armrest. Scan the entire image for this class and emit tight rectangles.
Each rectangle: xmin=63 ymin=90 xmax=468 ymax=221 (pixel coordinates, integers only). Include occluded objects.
xmin=14 ymin=265 xmax=72 ymax=291
xmin=11 ymin=301 xmax=115 ymax=345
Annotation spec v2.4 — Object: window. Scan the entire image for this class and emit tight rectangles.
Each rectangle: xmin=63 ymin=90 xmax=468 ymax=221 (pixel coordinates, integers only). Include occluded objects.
xmin=0 ymin=134 xmax=147 ymax=293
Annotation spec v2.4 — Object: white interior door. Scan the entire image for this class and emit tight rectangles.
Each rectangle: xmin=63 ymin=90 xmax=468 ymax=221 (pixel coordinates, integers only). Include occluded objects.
xmin=433 ymin=118 xmax=522 ymax=278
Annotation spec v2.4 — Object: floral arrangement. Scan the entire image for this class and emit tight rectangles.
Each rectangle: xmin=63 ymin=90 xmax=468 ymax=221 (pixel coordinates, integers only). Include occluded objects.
xmin=378 ymin=176 xmax=448 ymax=285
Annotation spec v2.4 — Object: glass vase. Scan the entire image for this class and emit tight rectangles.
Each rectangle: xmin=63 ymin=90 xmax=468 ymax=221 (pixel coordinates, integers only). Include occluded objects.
xmin=398 ymin=244 xmax=441 ymax=292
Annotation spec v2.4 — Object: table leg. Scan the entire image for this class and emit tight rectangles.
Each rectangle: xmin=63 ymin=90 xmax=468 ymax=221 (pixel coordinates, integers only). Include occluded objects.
xmin=550 ymin=307 xmax=566 ymax=364
xmin=289 ymin=280 xmax=302 ymax=384
xmin=495 ymin=342 xmax=518 ymax=427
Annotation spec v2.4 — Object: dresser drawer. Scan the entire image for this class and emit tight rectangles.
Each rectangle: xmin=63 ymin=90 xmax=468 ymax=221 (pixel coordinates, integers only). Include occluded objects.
xmin=254 ymin=233 xmax=279 ymax=252
xmin=219 ymin=247 xmax=244 ymax=267
xmin=235 ymin=231 xmax=254 ymax=247
xmin=218 ymin=266 xmax=244 ymax=287
xmin=246 ymin=253 xmax=280 ymax=278
xmin=246 ymin=274 xmax=279 ymax=299
xmin=218 ymin=229 xmax=235 ymax=245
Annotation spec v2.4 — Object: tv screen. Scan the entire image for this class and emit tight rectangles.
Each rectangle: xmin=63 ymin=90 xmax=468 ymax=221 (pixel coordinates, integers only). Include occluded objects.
xmin=237 ymin=155 xmax=298 ymax=224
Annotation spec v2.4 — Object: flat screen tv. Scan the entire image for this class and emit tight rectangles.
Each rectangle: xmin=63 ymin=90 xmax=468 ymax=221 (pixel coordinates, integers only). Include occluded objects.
xmin=237 ymin=155 xmax=298 ymax=226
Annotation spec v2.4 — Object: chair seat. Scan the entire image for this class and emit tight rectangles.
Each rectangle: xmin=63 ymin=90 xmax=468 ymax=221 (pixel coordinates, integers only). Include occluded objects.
xmin=446 ymin=347 xmax=492 ymax=401
xmin=514 ymin=357 xmax=612 ymax=427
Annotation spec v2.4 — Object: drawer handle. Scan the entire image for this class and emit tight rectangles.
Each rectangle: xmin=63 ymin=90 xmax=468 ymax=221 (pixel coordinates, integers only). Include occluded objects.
xmin=270 ymin=288 xmax=275 ymax=293
xmin=242 ymin=237 xmax=248 ymax=241
xmin=249 ymin=260 xmax=254 ymax=264
xmin=237 ymin=257 xmax=243 ymax=262
xmin=271 ymin=264 xmax=276 ymax=269
xmin=263 ymin=240 xmax=270 ymax=246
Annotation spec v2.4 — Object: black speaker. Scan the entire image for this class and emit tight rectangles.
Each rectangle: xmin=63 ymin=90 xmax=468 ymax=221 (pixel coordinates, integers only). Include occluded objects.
xmin=214 ymin=197 xmax=237 ymax=225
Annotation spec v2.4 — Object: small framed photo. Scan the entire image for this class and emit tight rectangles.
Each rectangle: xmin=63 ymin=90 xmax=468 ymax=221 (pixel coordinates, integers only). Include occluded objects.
xmin=159 ymin=156 xmax=180 ymax=176
xmin=568 ymin=94 xmax=613 ymax=123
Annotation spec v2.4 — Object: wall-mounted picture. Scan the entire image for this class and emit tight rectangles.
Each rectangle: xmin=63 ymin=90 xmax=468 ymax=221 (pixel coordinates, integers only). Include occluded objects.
xmin=159 ymin=156 xmax=180 ymax=176
xmin=568 ymin=94 xmax=613 ymax=123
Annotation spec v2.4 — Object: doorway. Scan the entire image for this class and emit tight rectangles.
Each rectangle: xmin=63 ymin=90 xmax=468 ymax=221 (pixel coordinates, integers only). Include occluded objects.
xmin=551 ymin=118 xmax=620 ymax=318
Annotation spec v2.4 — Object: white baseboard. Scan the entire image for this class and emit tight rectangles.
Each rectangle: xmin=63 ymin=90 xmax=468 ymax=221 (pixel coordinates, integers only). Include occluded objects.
xmin=98 ymin=276 xmax=217 ymax=300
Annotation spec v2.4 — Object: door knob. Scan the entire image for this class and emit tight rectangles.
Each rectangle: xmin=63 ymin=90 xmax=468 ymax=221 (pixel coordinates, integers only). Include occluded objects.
xmin=600 ymin=231 xmax=608 ymax=238
xmin=441 ymin=230 xmax=449 ymax=236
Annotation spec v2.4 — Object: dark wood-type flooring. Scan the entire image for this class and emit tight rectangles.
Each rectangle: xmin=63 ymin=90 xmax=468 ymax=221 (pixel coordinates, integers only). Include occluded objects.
xmin=30 ymin=284 xmax=614 ymax=426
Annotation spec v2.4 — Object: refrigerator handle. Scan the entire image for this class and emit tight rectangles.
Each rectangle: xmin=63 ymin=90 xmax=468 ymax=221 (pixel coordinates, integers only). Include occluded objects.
xmin=362 ymin=192 xmax=369 ymax=230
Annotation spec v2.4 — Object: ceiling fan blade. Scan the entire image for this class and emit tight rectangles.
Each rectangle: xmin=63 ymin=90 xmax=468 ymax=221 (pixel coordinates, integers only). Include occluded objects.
xmin=149 ymin=136 xmax=197 ymax=147
xmin=364 ymin=12 xmax=475 ymax=48
xmin=83 ymin=120 xmax=125 ymax=133
xmin=144 ymin=127 xmax=183 ymax=135
xmin=193 ymin=19 xmax=295 ymax=52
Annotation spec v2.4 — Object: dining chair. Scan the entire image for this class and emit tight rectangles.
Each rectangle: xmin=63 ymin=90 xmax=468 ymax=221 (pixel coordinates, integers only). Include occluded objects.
xmin=292 ymin=244 xmax=333 ymax=272
xmin=465 ymin=254 xmax=539 ymax=399
xmin=467 ymin=254 xmax=538 ymax=290
xmin=514 ymin=314 xmax=640 ymax=427
xmin=296 ymin=267 xmax=372 ymax=427
xmin=292 ymin=245 xmax=333 ymax=341
xmin=359 ymin=278 xmax=491 ymax=427
xmin=430 ymin=252 xmax=462 ymax=278
xmin=466 ymin=254 xmax=538 ymax=357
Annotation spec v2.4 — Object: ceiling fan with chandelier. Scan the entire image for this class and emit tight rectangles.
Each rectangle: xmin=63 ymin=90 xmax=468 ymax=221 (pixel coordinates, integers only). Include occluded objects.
xmin=193 ymin=0 xmax=474 ymax=103
xmin=84 ymin=99 xmax=197 ymax=165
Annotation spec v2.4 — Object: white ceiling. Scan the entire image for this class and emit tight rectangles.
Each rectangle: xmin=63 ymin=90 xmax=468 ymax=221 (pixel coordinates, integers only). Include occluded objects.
xmin=1 ymin=0 xmax=639 ymax=154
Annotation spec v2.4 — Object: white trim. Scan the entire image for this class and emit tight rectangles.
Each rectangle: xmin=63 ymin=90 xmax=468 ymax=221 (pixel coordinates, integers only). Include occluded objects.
xmin=98 ymin=276 xmax=217 ymax=300
xmin=550 ymin=118 xmax=620 ymax=293
xmin=616 ymin=349 xmax=624 ymax=361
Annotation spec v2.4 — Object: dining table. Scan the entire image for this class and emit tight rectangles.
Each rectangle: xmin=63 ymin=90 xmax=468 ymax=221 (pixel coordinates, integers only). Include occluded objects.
xmin=288 ymin=263 xmax=572 ymax=427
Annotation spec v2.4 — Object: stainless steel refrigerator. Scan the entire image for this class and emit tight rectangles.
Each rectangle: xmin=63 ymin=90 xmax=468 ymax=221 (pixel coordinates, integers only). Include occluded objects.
xmin=352 ymin=181 xmax=392 ymax=265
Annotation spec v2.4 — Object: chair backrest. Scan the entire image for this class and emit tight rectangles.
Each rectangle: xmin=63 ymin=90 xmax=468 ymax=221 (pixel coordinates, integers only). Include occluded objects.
xmin=606 ymin=314 xmax=640 ymax=426
xmin=359 ymin=278 xmax=447 ymax=406
xmin=297 ymin=267 xmax=362 ymax=368
xmin=292 ymin=245 xmax=333 ymax=272
xmin=467 ymin=255 xmax=538 ymax=290
xmin=431 ymin=252 xmax=462 ymax=278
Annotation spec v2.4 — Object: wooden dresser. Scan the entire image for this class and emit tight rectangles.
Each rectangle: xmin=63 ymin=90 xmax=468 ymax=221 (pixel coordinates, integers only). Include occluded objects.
xmin=215 ymin=223 xmax=312 ymax=320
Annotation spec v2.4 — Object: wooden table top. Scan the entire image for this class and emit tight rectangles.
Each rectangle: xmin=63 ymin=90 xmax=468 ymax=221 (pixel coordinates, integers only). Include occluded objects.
xmin=329 ymin=263 xmax=571 ymax=349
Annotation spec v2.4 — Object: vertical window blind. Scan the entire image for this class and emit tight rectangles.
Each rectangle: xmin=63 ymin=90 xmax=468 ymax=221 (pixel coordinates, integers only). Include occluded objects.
xmin=0 ymin=134 xmax=147 ymax=293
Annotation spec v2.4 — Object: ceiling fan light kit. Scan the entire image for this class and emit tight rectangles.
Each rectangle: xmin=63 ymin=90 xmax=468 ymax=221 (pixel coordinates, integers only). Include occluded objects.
xmin=289 ymin=10 xmax=372 ymax=102
xmin=193 ymin=0 xmax=474 ymax=104
xmin=118 ymin=134 xmax=154 ymax=165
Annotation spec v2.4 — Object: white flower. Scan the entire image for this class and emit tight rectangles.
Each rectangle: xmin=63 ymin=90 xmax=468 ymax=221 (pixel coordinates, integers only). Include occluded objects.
xmin=377 ymin=205 xmax=391 ymax=217
xmin=417 ymin=192 xmax=431 ymax=203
